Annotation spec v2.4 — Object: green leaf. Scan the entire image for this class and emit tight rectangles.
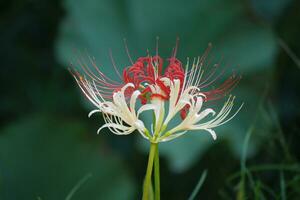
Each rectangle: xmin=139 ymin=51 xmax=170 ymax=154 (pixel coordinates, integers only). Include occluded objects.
xmin=250 ymin=0 xmax=293 ymax=22
xmin=0 ymin=115 xmax=135 ymax=200
xmin=188 ymin=170 xmax=208 ymax=200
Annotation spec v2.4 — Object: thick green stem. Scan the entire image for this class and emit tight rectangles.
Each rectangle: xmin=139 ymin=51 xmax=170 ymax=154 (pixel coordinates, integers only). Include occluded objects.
xmin=142 ymin=143 xmax=157 ymax=200
xmin=154 ymin=144 xmax=160 ymax=200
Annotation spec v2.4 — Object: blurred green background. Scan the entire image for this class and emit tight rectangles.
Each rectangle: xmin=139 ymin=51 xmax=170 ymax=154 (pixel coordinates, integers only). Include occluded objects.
xmin=1 ymin=0 xmax=300 ymax=199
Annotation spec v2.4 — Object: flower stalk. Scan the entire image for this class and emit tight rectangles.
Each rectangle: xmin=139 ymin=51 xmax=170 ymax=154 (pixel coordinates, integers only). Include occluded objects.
xmin=143 ymin=143 xmax=157 ymax=200
xmin=154 ymin=144 xmax=160 ymax=200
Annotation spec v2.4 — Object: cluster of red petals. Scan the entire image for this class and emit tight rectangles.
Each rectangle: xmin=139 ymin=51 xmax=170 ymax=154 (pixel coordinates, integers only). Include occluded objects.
xmin=122 ymin=56 xmax=185 ymax=104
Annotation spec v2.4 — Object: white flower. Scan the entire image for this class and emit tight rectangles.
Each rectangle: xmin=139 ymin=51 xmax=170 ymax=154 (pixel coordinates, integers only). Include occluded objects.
xmin=71 ymin=47 xmax=242 ymax=143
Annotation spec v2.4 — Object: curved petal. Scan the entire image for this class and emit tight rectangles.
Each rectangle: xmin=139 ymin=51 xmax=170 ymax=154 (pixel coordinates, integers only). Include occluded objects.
xmin=203 ymin=128 xmax=217 ymax=140
xmin=159 ymin=131 xmax=187 ymax=142
xmin=137 ymin=104 xmax=157 ymax=117
xmin=97 ymin=123 xmax=135 ymax=135
xmin=192 ymin=96 xmax=204 ymax=114
xmin=88 ymin=109 xmax=101 ymax=118
xmin=130 ymin=90 xmax=141 ymax=117
xmin=193 ymin=108 xmax=216 ymax=124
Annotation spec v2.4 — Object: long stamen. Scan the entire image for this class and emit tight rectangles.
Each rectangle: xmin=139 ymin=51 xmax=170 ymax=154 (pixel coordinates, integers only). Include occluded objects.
xmin=123 ymin=38 xmax=134 ymax=65
xmin=109 ymin=49 xmax=123 ymax=80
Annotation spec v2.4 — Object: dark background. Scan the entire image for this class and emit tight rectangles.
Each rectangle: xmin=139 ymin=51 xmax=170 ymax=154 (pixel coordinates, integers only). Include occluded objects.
xmin=1 ymin=0 xmax=300 ymax=199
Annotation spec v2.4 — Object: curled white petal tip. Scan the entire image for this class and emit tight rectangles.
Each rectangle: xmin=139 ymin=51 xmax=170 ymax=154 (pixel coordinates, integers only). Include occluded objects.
xmin=88 ymin=109 xmax=101 ymax=118
xmin=211 ymin=110 xmax=216 ymax=116
xmin=205 ymin=129 xmax=217 ymax=140
xmin=97 ymin=124 xmax=108 ymax=134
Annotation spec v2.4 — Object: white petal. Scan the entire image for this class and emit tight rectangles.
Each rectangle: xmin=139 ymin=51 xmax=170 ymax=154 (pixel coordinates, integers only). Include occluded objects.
xmin=159 ymin=131 xmax=187 ymax=142
xmin=164 ymin=79 xmax=192 ymax=125
xmin=137 ymin=129 xmax=151 ymax=140
xmin=193 ymin=96 xmax=204 ymax=114
xmin=97 ymin=123 xmax=134 ymax=135
xmin=137 ymin=104 xmax=157 ymax=117
xmin=151 ymin=98 xmax=165 ymax=132
xmin=112 ymin=83 xmax=137 ymax=124
xmin=203 ymin=129 xmax=217 ymax=140
xmin=193 ymin=108 xmax=216 ymax=124
xmin=130 ymin=90 xmax=141 ymax=117
xmin=88 ymin=109 xmax=101 ymax=118
xmin=101 ymin=102 xmax=117 ymax=115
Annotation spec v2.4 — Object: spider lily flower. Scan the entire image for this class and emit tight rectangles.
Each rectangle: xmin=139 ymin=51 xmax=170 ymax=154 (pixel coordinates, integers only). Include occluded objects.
xmin=70 ymin=43 xmax=242 ymax=143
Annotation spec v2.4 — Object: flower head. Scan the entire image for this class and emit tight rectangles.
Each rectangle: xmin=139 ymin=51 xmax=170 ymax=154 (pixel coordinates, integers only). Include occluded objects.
xmin=70 ymin=42 xmax=242 ymax=143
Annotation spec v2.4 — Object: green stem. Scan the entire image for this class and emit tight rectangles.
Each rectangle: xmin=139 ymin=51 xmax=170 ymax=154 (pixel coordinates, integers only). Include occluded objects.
xmin=142 ymin=143 xmax=157 ymax=200
xmin=154 ymin=144 xmax=160 ymax=200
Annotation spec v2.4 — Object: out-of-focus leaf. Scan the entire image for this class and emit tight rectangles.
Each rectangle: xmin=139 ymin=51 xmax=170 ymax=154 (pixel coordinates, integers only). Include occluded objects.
xmin=56 ymin=0 xmax=278 ymax=172
xmin=0 ymin=115 xmax=135 ymax=200
xmin=250 ymin=0 xmax=293 ymax=22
